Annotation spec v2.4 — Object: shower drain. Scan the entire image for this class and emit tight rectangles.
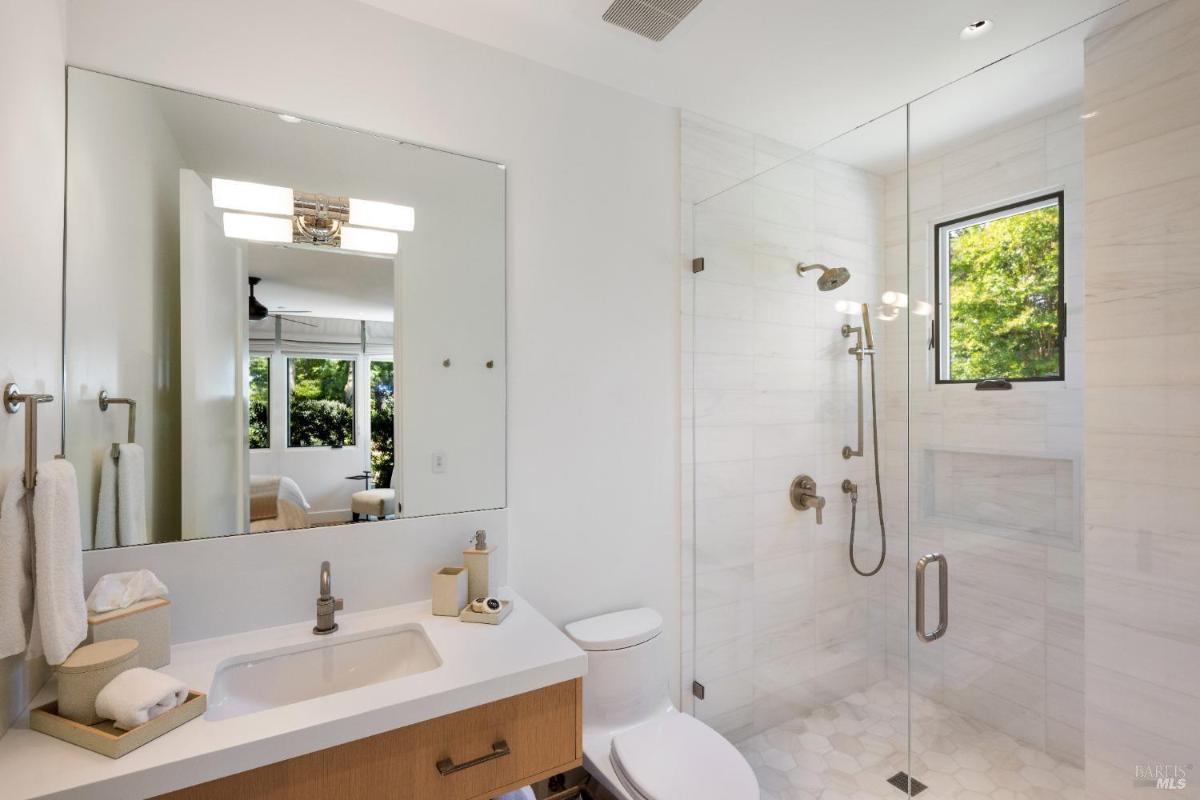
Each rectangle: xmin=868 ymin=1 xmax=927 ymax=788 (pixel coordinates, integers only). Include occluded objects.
xmin=886 ymin=771 xmax=928 ymax=795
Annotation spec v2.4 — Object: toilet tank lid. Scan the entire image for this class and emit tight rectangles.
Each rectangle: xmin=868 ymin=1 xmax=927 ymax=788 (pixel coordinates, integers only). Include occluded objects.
xmin=565 ymin=608 xmax=662 ymax=651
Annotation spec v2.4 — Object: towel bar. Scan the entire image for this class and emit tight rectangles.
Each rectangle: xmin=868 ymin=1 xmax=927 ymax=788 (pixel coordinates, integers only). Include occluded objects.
xmin=4 ymin=383 xmax=55 ymax=490
xmin=99 ymin=390 xmax=136 ymax=460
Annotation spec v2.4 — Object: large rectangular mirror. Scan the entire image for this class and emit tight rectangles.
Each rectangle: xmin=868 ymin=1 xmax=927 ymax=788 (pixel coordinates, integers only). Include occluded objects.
xmin=64 ymin=68 xmax=506 ymax=549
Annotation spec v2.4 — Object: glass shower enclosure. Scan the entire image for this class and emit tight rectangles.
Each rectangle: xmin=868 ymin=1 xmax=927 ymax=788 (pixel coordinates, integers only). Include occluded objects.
xmin=683 ymin=3 xmax=1191 ymax=797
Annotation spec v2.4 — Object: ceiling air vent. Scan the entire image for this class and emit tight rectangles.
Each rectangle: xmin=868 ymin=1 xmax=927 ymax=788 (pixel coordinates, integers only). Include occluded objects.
xmin=602 ymin=0 xmax=704 ymax=42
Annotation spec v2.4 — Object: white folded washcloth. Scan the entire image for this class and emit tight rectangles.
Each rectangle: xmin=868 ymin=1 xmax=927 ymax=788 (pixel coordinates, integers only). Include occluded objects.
xmin=86 ymin=570 xmax=169 ymax=613
xmin=95 ymin=667 xmax=189 ymax=730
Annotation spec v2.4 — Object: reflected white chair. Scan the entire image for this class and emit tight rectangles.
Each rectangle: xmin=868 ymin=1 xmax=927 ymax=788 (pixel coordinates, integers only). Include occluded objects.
xmin=351 ymin=467 xmax=397 ymax=521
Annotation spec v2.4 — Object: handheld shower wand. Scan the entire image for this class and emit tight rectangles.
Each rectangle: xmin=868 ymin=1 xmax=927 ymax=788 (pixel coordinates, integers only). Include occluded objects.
xmin=841 ymin=303 xmax=886 ymax=577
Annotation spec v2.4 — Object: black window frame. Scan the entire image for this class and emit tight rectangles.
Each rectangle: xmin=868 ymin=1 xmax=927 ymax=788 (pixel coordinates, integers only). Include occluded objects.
xmin=933 ymin=190 xmax=1067 ymax=386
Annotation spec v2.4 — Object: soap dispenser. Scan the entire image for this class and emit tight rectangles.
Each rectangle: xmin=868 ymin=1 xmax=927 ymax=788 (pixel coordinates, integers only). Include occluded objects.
xmin=463 ymin=529 xmax=496 ymax=601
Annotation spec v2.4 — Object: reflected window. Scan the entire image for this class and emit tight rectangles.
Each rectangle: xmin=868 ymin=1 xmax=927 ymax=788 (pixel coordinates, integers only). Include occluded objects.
xmin=370 ymin=360 xmax=395 ymax=487
xmin=248 ymin=355 xmax=271 ymax=449
xmin=287 ymin=357 xmax=355 ymax=447
xmin=935 ymin=192 xmax=1065 ymax=383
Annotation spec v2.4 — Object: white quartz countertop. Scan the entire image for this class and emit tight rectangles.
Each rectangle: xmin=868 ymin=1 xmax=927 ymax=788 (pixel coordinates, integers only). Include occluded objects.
xmin=0 ymin=588 xmax=587 ymax=800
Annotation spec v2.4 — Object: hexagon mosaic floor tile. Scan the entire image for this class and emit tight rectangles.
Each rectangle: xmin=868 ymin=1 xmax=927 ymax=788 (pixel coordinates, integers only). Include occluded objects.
xmin=736 ymin=682 xmax=1085 ymax=799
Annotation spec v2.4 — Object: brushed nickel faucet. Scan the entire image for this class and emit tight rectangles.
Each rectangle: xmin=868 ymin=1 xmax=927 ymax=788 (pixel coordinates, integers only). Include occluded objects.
xmin=314 ymin=560 xmax=344 ymax=635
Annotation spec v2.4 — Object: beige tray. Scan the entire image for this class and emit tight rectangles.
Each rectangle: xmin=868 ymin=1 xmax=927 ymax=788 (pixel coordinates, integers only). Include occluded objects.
xmin=459 ymin=599 xmax=512 ymax=625
xmin=30 ymin=691 xmax=206 ymax=758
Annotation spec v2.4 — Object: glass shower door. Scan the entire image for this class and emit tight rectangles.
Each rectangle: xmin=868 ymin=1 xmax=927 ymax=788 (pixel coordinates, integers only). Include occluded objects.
xmin=685 ymin=106 xmax=911 ymax=796
xmin=900 ymin=13 xmax=1103 ymax=798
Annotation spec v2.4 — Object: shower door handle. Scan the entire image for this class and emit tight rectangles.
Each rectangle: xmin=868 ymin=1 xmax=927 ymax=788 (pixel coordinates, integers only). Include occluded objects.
xmin=915 ymin=553 xmax=948 ymax=643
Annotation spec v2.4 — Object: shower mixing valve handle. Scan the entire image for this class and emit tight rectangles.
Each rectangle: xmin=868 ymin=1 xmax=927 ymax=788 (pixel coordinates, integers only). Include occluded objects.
xmin=790 ymin=474 xmax=825 ymax=524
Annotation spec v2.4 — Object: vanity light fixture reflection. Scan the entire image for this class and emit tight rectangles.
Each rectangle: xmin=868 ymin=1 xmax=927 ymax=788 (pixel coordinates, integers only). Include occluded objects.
xmin=212 ymin=178 xmax=293 ymax=216
xmin=349 ymin=198 xmax=414 ymax=232
xmin=222 ymin=212 xmax=292 ymax=243
xmin=834 ymin=299 xmax=865 ymax=315
xmin=212 ymin=177 xmax=413 ymax=254
xmin=880 ymin=290 xmax=908 ymax=308
xmin=341 ymin=226 xmax=399 ymax=256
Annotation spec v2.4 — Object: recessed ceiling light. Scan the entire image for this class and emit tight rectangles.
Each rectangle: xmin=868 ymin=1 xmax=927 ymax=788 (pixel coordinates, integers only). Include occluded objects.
xmin=277 ymin=113 xmax=303 ymax=124
xmin=960 ymin=19 xmax=994 ymax=40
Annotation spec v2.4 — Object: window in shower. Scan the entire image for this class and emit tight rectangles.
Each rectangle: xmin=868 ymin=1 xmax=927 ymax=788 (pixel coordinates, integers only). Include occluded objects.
xmin=934 ymin=191 xmax=1065 ymax=383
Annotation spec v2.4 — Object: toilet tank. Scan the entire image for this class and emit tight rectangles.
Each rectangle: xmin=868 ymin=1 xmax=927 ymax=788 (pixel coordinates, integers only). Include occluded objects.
xmin=565 ymin=608 xmax=674 ymax=732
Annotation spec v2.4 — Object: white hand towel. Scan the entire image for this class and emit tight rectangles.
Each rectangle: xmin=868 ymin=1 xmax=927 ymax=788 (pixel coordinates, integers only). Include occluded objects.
xmin=28 ymin=460 xmax=87 ymax=665
xmin=0 ymin=471 xmax=34 ymax=659
xmin=94 ymin=450 xmax=117 ymax=549
xmin=86 ymin=569 xmax=169 ymax=613
xmin=116 ymin=444 xmax=147 ymax=546
xmin=95 ymin=667 xmax=188 ymax=730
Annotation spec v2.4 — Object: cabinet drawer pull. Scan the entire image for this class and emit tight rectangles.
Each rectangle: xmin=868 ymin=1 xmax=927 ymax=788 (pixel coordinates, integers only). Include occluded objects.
xmin=436 ymin=740 xmax=510 ymax=776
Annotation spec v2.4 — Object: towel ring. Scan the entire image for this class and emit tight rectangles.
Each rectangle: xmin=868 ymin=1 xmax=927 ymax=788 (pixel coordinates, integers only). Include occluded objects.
xmin=99 ymin=390 xmax=137 ymax=460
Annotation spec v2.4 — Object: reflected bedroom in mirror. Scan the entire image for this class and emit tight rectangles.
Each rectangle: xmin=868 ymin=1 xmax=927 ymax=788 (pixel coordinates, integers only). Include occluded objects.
xmin=64 ymin=68 xmax=506 ymax=549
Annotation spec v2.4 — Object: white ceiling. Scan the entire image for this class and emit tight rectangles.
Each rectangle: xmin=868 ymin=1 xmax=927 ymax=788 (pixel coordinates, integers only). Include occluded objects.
xmin=357 ymin=0 xmax=1146 ymax=151
xmin=248 ymin=243 xmax=394 ymax=322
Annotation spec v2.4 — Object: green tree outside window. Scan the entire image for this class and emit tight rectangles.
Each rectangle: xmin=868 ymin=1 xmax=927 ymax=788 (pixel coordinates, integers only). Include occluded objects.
xmin=288 ymin=357 xmax=355 ymax=447
xmin=370 ymin=360 xmax=395 ymax=487
xmin=939 ymin=196 xmax=1063 ymax=382
xmin=248 ymin=355 xmax=270 ymax=449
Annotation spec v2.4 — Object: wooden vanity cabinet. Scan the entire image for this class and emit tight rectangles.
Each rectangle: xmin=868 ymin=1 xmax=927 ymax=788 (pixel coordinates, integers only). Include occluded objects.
xmin=156 ymin=679 xmax=582 ymax=800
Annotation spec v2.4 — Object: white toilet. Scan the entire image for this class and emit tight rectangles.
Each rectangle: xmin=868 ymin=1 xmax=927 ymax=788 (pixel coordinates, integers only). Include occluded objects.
xmin=565 ymin=608 xmax=759 ymax=800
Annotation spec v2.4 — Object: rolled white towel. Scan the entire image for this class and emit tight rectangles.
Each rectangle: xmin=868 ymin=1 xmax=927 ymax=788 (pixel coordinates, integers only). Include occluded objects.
xmin=95 ymin=667 xmax=188 ymax=730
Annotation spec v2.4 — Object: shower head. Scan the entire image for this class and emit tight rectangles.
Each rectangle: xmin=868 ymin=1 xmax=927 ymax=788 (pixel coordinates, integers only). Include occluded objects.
xmin=797 ymin=263 xmax=851 ymax=291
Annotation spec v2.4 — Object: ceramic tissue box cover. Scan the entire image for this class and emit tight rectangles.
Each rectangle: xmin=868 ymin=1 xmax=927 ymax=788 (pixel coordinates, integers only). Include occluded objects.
xmin=56 ymin=639 xmax=140 ymax=725
xmin=87 ymin=597 xmax=171 ymax=669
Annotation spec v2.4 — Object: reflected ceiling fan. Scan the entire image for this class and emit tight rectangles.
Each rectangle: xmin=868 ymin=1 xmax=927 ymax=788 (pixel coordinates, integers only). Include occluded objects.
xmin=248 ymin=276 xmax=317 ymax=327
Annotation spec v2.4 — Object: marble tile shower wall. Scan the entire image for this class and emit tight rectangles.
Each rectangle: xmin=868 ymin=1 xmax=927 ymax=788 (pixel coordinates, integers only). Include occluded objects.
xmin=681 ymin=111 xmax=889 ymax=741
xmin=1082 ymin=1 xmax=1200 ymax=795
xmin=880 ymin=104 xmax=1087 ymax=764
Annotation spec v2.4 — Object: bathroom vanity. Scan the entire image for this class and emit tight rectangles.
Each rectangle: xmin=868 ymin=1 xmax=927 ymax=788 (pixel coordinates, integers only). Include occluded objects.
xmin=0 ymin=590 xmax=586 ymax=800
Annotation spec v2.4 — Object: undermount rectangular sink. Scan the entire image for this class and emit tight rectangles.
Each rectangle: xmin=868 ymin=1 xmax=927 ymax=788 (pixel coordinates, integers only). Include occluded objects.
xmin=205 ymin=625 xmax=441 ymax=721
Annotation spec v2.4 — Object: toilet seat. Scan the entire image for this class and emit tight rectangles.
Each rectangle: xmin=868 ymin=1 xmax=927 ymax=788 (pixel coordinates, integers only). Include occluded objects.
xmin=608 ymin=713 xmax=759 ymax=800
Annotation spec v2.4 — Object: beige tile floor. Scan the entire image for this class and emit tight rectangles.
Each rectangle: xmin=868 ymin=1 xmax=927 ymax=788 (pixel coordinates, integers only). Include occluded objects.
xmin=736 ymin=682 xmax=1085 ymax=800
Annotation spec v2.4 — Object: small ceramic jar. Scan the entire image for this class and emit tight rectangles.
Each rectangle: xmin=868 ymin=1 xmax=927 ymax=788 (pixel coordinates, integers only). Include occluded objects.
xmin=57 ymin=638 xmax=139 ymax=725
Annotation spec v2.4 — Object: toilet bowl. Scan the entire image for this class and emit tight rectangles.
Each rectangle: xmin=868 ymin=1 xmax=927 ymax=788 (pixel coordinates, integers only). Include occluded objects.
xmin=565 ymin=608 xmax=758 ymax=800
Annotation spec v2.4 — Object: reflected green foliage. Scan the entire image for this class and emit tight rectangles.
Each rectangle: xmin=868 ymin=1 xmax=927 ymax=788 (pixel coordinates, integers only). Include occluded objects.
xmin=370 ymin=361 xmax=395 ymax=487
xmin=289 ymin=358 xmax=354 ymax=447
xmin=248 ymin=356 xmax=270 ymax=449
xmin=947 ymin=204 xmax=1062 ymax=381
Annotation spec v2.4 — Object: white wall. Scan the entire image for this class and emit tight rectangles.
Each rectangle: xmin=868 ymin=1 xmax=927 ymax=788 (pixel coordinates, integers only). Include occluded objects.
xmin=66 ymin=0 xmax=680 ymax=696
xmin=82 ymin=509 xmax=507 ymax=644
xmin=1083 ymin=1 xmax=1200 ymax=794
xmin=64 ymin=68 xmax=185 ymax=547
xmin=179 ymin=169 xmax=248 ymax=539
xmin=0 ymin=0 xmax=65 ymax=737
